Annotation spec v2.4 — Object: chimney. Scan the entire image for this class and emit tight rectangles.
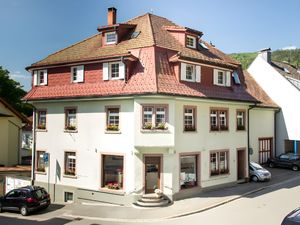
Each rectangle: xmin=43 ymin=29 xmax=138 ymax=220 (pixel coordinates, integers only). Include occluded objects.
xmin=259 ymin=48 xmax=271 ymax=64
xmin=107 ymin=7 xmax=117 ymax=25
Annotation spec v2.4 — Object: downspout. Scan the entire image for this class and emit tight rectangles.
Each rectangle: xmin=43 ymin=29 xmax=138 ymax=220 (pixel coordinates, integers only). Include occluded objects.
xmin=247 ymin=104 xmax=257 ymax=179
xmin=274 ymin=108 xmax=281 ymax=157
xmin=31 ymin=106 xmax=37 ymax=185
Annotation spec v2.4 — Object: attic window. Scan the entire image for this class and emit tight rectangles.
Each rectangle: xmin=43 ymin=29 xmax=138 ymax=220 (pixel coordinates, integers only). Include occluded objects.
xmin=186 ymin=35 xmax=196 ymax=49
xmin=131 ymin=31 xmax=140 ymax=39
xmin=105 ymin=31 xmax=117 ymax=45
xmin=284 ymin=68 xmax=290 ymax=74
xmin=199 ymin=42 xmax=209 ymax=50
xmin=233 ymin=71 xmax=241 ymax=84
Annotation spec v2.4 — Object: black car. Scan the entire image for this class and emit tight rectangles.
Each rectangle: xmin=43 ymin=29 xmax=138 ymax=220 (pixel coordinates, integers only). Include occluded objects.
xmin=268 ymin=153 xmax=300 ymax=171
xmin=0 ymin=186 xmax=50 ymax=216
xmin=281 ymin=207 xmax=300 ymax=225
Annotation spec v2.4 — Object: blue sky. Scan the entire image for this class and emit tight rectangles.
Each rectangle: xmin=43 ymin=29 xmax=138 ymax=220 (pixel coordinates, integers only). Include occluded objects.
xmin=1 ymin=0 xmax=299 ymax=91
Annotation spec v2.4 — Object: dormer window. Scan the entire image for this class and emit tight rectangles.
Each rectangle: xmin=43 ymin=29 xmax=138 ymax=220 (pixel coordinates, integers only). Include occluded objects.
xmin=33 ymin=69 xmax=48 ymax=86
xmin=213 ymin=69 xmax=231 ymax=87
xmin=186 ymin=35 xmax=196 ymax=49
xmin=103 ymin=61 xmax=125 ymax=80
xmin=180 ymin=63 xmax=201 ymax=83
xmin=105 ymin=31 xmax=117 ymax=45
xmin=71 ymin=65 xmax=84 ymax=83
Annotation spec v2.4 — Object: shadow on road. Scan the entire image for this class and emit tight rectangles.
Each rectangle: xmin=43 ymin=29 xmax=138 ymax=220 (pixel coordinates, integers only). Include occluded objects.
xmin=0 ymin=216 xmax=72 ymax=225
xmin=33 ymin=204 xmax=66 ymax=215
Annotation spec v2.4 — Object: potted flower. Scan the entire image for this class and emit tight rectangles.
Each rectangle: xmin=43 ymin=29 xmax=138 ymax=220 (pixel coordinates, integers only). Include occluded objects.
xmin=220 ymin=125 xmax=228 ymax=131
xmin=37 ymin=124 xmax=46 ymax=130
xmin=107 ymin=182 xmax=120 ymax=190
xmin=210 ymin=125 xmax=219 ymax=131
xmin=156 ymin=122 xmax=167 ymax=130
xmin=106 ymin=124 xmax=119 ymax=131
xmin=143 ymin=122 xmax=153 ymax=130
xmin=65 ymin=169 xmax=76 ymax=176
xmin=184 ymin=125 xmax=196 ymax=132
xmin=66 ymin=125 xmax=76 ymax=130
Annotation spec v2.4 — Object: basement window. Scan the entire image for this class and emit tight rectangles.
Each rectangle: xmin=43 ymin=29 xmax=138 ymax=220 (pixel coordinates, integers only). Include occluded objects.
xmin=64 ymin=192 xmax=74 ymax=203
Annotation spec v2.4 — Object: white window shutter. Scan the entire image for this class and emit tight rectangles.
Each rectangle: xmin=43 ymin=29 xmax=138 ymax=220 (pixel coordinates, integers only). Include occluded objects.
xmin=196 ymin=65 xmax=201 ymax=83
xmin=181 ymin=63 xmax=186 ymax=81
xmin=119 ymin=62 xmax=125 ymax=79
xmin=103 ymin=63 xmax=109 ymax=80
xmin=226 ymin=71 xmax=231 ymax=87
xmin=213 ymin=69 xmax=218 ymax=85
xmin=77 ymin=65 xmax=84 ymax=82
xmin=33 ymin=71 xmax=38 ymax=86
xmin=44 ymin=69 xmax=48 ymax=85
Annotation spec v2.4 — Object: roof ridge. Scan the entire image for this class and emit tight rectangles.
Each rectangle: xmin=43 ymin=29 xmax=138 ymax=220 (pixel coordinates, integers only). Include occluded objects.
xmin=32 ymin=33 xmax=101 ymax=67
xmin=147 ymin=13 xmax=156 ymax=46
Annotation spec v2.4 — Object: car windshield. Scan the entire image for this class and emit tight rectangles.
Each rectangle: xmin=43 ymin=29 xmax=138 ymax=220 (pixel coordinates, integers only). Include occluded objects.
xmin=250 ymin=162 xmax=263 ymax=170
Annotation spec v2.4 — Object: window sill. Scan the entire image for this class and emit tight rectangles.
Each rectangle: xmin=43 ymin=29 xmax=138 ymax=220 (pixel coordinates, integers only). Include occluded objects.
xmin=64 ymin=129 xmax=78 ymax=133
xmin=63 ymin=174 xmax=77 ymax=179
xmin=141 ymin=129 xmax=170 ymax=133
xmin=210 ymin=173 xmax=230 ymax=179
xmin=36 ymin=129 xmax=47 ymax=132
xmin=105 ymin=130 xmax=121 ymax=134
xmin=99 ymin=188 xmax=125 ymax=195
xmin=35 ymin=171 xmax=46 ymax=175
xmin=180 ymin=185 xmax=200 ymax=191
xmin=183 ymin=130 xmax=197 ymax=133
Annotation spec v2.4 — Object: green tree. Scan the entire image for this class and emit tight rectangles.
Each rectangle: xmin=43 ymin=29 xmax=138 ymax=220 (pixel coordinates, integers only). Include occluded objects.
xmin=0 ymin=66 xmax=32 ymax=116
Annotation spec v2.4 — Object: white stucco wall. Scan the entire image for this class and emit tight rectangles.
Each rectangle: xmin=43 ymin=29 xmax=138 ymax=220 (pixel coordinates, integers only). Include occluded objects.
xmin=248 ymin=55 xmax=300 ymax=152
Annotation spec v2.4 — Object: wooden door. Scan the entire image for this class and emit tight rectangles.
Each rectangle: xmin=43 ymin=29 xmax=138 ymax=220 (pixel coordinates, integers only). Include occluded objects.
xmin=259 ymin=138 xmax=273 ymax=164
xmin=237 ymin=149 xmax=246 ymax=180
xmin=144 ymin=156 xmax=161 ymax=194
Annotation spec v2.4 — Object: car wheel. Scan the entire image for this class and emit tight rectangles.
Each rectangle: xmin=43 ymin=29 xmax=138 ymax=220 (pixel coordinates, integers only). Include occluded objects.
xmin=292 ymin=165 xmax=299 ymax=171
xmin=20 ymin=206 xmax=28 ymax=216
xmin=269 ymin=162 xmax=275 ymax=168
xmin=252 ymin=176 xmax=259 ymax=182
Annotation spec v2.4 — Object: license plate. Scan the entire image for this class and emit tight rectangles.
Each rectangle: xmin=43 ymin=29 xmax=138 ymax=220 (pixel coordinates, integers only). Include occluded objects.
xmin=40 ymin=201 xmax=47 ymax=205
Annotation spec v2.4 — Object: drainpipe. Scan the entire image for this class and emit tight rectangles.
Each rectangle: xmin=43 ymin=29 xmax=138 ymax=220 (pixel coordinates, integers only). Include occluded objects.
xmin=247 ymin=104 xmax=257 ymax=179
xmin=31 ymin=107 xmax=37 ymax=186
xmin=274 ymin=109 xmax=281 ymax=157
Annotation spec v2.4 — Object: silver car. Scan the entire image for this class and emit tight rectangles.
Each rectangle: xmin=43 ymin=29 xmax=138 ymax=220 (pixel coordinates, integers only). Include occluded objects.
xmin=249 ymin=161 xmax=271 ymax=182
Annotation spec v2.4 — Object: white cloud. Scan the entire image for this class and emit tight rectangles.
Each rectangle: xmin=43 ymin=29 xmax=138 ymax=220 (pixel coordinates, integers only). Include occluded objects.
xmin=282 ymin=46 xmax=297 ymax=50
xmin=9 ymin=71 xmax=31 ymax=80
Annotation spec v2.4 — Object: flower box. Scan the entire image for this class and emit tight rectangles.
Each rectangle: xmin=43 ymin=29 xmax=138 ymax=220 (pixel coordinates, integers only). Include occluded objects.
xmin=106 ymin=124 xmax=119 ymax=131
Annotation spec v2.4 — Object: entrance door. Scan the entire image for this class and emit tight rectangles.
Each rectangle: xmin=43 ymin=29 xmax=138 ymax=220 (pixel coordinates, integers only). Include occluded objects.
xmin=237 ymin=149 xmax=246 ymax=180
xmin=144 ymin=156 xmax=161 ymax=194
xmin=259 ymin=138 xmax=273 ymax=164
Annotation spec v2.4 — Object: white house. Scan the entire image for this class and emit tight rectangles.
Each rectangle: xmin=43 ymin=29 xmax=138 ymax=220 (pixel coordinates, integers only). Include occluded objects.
xmin=24 ymin=8 xmax=276 ymax=205
xmin=248 ymin=48 xmax=300 ymax=155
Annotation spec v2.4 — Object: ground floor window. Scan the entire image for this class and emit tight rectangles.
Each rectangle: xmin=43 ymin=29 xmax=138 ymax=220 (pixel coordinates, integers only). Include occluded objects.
xmin=102 ymin=155 xmax=124 ymax=190
xmin=180 ymin=155 xmax=198 ymax=189
xmin=64 ymin=192 xmax=74 ymax=203
xmin=210 ymin=151 xmax=229 ymax=176
xmin=64 ymin=152 xmax=76 ymax=176
xmin=36 ymin=151 xmax=46 ymax=172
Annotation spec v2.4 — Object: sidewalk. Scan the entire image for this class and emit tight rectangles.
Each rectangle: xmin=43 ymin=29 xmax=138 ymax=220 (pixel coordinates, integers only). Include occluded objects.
xmin=62 ymin=168 xmax=300 ymax=222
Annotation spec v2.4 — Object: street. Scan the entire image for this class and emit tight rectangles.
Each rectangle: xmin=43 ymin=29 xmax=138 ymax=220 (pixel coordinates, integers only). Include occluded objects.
xmin=0 ymin=170 xmax=299 ymax=225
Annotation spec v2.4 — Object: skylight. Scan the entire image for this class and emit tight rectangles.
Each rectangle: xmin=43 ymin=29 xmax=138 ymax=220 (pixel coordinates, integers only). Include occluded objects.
xmin=199 ymin=42 xmax=209 ymax=50
xmin=233 ymin=71 xmax=241 ymax=84
xmin=284 ymin=68 xmax=290 ymax=74
xmin=131 ymin=31 xmax=141 ymax=39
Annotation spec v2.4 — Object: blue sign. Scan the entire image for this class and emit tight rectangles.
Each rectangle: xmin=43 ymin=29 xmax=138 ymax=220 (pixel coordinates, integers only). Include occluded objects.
xmin=43 ymin=153 xmax=49 ymax=164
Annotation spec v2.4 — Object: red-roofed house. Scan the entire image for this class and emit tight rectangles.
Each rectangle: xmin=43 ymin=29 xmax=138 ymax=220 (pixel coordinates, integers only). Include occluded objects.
xmin=24 ymin=8 xmax=275 ymax=205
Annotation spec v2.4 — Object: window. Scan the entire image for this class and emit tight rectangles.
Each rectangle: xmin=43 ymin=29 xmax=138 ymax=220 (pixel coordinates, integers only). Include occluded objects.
xmin=71 ymin=65 xmax=84 ymax=83
xmin=106 ymin=107 xmax=120 ymax=131
xmin=64 ymin=192 xmax=74 ymax=203
xmin=142 ymin=105 xmax=168 ymax=130
xmin=103 ymin=61 xmax=125 ymax=80
xmin=37 ymin=110 xmax=47 ymax=130
xmin=184 ymin=106 xmax=196 ymax=131
xmin=34 ymin=70 xmax=47 ymax=86
xmin=210 ymin=151 xmax=229 ymax=176
xmin=236 ymin=110 xmax=246 ymax=130
xmin=105 ymin=32 xmax=117 ymax=44
xmin=186 ymin=64 xmax=195 ymax=81
xmin=210 ymin=109 xmax=228 ymax=131
xmin=65 ymin=108 xmax=77 ymax=131
xmin=180 ymin=155 xmax=198 ymax=189
xmin=233 ymin=71 xmax=241 ymax=84
xmin=36 ymin=151 xmax=46 ymax=172
xmin=186 ymin=35 xmax=196 ymax=48
xmin=102 ymin=155 xmax=124 ymax=190
xmin=213 ymin=69 xmax=231 ymax=87
xmin=180 ymin=63 xmax=201 ymax=83
xmin=64 ymin=152 xmax=76 ymax=176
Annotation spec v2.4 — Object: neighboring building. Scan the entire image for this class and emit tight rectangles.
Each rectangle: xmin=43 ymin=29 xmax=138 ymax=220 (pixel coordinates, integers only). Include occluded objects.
xmin=244 ymin=71 xmax=279 ymax=164
xmin=248 ymin=49 xmax=300 ymax=155
xmin=20 ymin=116 xmax=33 ymax=164
xmin=24 ymin=8 xmax=271 ymax=205
xmin=0 ymin=98 xmax=28 ymax=166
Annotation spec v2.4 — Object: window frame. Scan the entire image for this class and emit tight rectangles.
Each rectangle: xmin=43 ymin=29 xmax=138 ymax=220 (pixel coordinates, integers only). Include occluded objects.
xmin=64 ymin=151 xmax=77 ymax=177
xmin=37 ymin=70 xmax=47 ymax=85
xmin=236 ymin=110 xmax=246 ymax=131
xmin=64 ymin=107 xmax=77 ymax=131
xmin=217 ymin=70 xmax=226 ymax=86
xmin=185 ymin=64 xmax=195 ymax=81
xmin=210 ymin=108 xmax=229 ymax=131
xmin=183 ymin=106 xmax=197 ymax=132
xmin=109 ymin=62 xmax=120 ymax=79
xmin=210 ymin=150 xmax=229 ymax=176
xmin=186 ymin=35 xmax=196 ymax=49
xmin=36 ymin=150 xmax=46 ymax=173
xmin=36 ymin=109 xmax=47 ymax=130
xmin=101 ymin=153 xmax=125 ymax=190
xmin=105 ymin=31 xmax=117 ymax=45
xmin=141 ymin=104 xmax=169 ymax=130
xmin=106 ymin=106 xmax=120 ymax=131
xmin=179 ymin=153 xmax=199 ymax=190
